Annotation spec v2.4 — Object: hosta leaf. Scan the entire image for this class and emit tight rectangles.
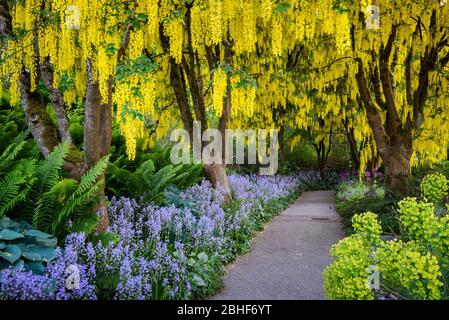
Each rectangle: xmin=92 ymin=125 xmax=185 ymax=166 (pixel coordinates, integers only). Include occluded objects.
xmin=24 ymin=261 xmax=45 ymax=274
xmin=25 ymin=229 xmax=53 ymax=239
xmin=22 ymin=245 xmax=56 ymax=263
xmin=11 ymin=258 xmax=24 ymax=271
xmin=0 ymin=244 xmax=21 ymax=263
xmin=0 ymin=228 xmax=24 ymax=240
xmin=35 ymin=237 xmax=58 ymax=248
xmin=0 ymin=216 xmax=20 ymax=229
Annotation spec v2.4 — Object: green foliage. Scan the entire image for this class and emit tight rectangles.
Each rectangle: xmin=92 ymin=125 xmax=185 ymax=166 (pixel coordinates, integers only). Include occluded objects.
xmin=336 ymin=180 xmax=384 ymax=202
xmin=420 ymin=173 xmax=449 ymax=205
xmin=398 ymin=197 xmax=449 ymax=266
xmin=323 ymin=234 xmax=374 ymax=300
xmin=106 ymin=145 xmax=204 ymax=205
xmin=185 ymin=251 xmax=223 ymax=299
xmin=335 ymin=180 xmax=398 ymax=235
xmin=375 ymin=240 xmax=442 ymax=300
xmin=0 ymin=216 xmax=57 ymax=274
xmin=325 ymin=194 xmax=447 ymax=300
xmin=0 ymin=133 xmax=37 ymax=217
xmin=0 ymin=135 xmax=108 ymax=238
xmin=32 ymin=152 xmax=109 ymax=237
xmin=352 ymin=212 xmax=382 ymax=246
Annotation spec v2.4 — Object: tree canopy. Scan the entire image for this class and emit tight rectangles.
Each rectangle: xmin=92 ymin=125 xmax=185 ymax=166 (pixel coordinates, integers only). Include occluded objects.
xmin=1 ymin=0 xmax=448 ymax=203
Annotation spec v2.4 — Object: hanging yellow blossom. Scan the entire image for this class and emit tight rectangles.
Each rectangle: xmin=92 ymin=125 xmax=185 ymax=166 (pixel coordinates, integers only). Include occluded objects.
xmin=212 ymin=67 xmax=228 ymax=117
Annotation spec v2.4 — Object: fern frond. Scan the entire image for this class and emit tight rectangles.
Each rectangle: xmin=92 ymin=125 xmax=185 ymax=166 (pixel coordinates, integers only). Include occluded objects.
xmin=33 ymin=142 xmax=70 ymax=200
xmin=0 ymin=170 xmax=27 ymax=216
xmin=51 ymin=183 xmax=100 ymax=234
xmin=32 ymin=178 xmax=78 ymax=232
xmin=0 ymin=131 xmax=29 ymax=163
xmin=136 ymin=159 xmax=155 ymax=177
xmin=76 ymin=156 xmax=109 ymax=196
xmin=49 ymin=157 xmax=109 ymax=234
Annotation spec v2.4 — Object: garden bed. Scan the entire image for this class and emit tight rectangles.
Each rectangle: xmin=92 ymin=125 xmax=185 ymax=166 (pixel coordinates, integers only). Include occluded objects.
xmin=1 ymin=173 xmax=318 ymax=300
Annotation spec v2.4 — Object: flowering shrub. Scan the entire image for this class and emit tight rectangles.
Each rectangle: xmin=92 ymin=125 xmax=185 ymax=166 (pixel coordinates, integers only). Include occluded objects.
xmin=323 ymin=234 xmax=374 ymax=300
xmin=398 ymin=197 xmax=449 ymax=263
xmin=324 ymin=208 xmax=445 ymax=300
xmin=420 ymin=173 xmax=449 ymax=204
xmin=0 ymin=173 xmax=302 ymax=300
xmin=375 ymin=240 xmax=442 ymax=300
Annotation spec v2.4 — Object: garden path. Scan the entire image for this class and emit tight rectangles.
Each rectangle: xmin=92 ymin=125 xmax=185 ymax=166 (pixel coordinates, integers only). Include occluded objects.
xmin=211 ymin=190 xmax=343 ymax=300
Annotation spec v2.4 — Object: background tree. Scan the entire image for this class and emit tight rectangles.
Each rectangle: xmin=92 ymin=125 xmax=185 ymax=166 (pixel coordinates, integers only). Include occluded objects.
xmin=260 ymin=0 xmax=449 ymax=196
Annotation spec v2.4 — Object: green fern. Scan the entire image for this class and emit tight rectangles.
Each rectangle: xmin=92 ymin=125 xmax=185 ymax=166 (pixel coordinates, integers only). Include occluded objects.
xmin=0 ymin=131 xmax=28 ymax=163
xmin=49 ymin=156 xmax=109 ymax=234
xmin=32 ymin=178 xmax=78 ymax=232
xmin=0 ymin=134 xmax=37 ymax=217
xmin=0 ymin=170 xmax=28 ymax=216
xmin=33 ymin=142 xmax=69 ymax=200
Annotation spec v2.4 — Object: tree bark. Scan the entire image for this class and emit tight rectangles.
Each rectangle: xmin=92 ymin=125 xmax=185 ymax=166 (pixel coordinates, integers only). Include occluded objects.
xmin=39 ymin=59 xmax=72 ymax=144
xmin=383 ymin=145 xmax=413 ymax=196
xmin=343 ymin=121 xmax=360 ymax=167
xmin=19 ymin=68 xmax=60 ymax=158
xmin=278 ymin=125 xmax=285 ymax=168
xmin=160 ymin=6 xmax=232 ymax=197
xmin=0 ymin=0 xmax=11 ymax=38
xmin=204 ymin=164 xmax=230 ymax=196
xmin=85 ymin=59 xmax=110 ymax=233
xmin=356 ymin=58 xmax=414 ymax=197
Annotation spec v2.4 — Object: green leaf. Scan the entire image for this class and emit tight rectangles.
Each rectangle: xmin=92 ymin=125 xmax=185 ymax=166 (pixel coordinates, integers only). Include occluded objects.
xmin=274 ymin=3 xmax=291 ymax=12
xmin=0 ymin=244 xmax=22 ymax=263
xmin=24 ymin=261 xmax=45 ymax=274
xmin=22 ymin=245 xmax=56 ymax=263
xmin=35 ymin=237 xmax=58 ymax=248
xmin=25 ymin=229 xmax=53 ymax=239
xmin=70 ymin=214 xmax=99 ymax=235
xmin=92 ymin=231 xmax=120 ymax=247
xmin=0 ymin=228 xmax=24 ymax=240
xmin=0 ymin=216 xmax=20 ymax=229
xmin=191 ymin=274 xmax=206 ymax=287
xmin=11 ymin=258 xmax=24 ymax=271
xmin=197 ymin=252 xmax=208 ymax=263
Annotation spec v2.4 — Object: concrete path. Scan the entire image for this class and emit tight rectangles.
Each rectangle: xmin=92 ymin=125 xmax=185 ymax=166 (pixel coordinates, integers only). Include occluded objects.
xmin=211 ymin=191 xmax=344 ymax=300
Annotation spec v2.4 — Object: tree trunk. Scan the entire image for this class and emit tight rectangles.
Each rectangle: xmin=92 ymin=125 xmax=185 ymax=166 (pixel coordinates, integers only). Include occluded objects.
xmin=204 ymin=164 xmax=231 ymax=198
xmin=278 ymin=125 xmax=285 ymax=168
xmin=0 ymin=0 xmax=11 ymax=38
xmin=39 ymin=59 xmax=72 ymax=144
xmin=355 ymin=56 xmax=414 ymax=198
xmin=19 ymin=68 xmax=61 ymax=158
xmin=345 ymin=125 xmax=360 ymax=167
xmin=161 ymin=7 xmax=232 ymax=198
xmin=382 ymin=145 xmax=413 ymax=197
xmin=85 ymin=59 xmax=110 ymax=233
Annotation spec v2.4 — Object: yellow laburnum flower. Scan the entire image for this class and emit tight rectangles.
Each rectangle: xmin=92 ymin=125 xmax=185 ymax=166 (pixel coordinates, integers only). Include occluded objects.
xmin=164 ymin=17 xmax=184 ymax=64
xmin=213 ymin=67 xmax=227 ymax=117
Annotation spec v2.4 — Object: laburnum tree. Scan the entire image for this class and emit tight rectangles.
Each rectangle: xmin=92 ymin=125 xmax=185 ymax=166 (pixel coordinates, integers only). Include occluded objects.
xmin=255 ymin=0 xmax=449 ymax=196
xmin=0 ymin=0 xmax=283 ymax=229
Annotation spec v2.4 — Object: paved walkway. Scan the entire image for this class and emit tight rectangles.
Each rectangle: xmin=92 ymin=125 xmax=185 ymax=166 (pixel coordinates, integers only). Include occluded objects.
xmin=211 ymin=191 xmax=344 ymax=300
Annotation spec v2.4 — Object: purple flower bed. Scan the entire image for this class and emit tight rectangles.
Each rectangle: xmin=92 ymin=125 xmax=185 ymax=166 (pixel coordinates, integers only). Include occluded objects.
xmin=0 ymin=173 xmax=313 ymax=300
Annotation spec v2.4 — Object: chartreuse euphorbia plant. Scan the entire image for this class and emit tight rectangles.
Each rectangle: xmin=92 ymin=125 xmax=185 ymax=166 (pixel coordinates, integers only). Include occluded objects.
xmin=324 ymin=173 xmax=449 ymax=300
